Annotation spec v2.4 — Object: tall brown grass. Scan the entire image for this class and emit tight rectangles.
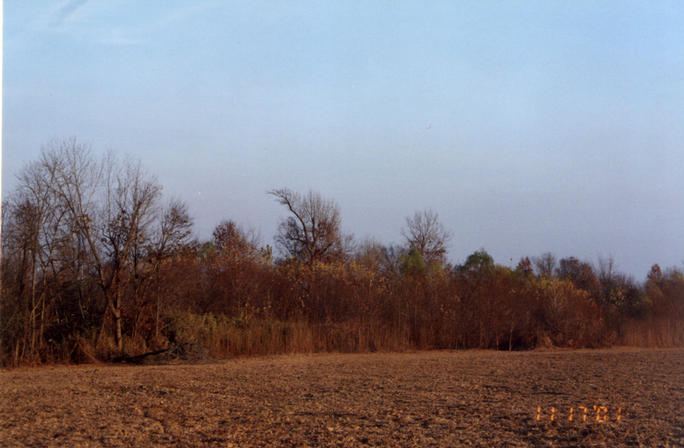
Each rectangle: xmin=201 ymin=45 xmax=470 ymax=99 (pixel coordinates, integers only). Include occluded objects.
xmin=619 ymin=318 xmax=684 ymax=347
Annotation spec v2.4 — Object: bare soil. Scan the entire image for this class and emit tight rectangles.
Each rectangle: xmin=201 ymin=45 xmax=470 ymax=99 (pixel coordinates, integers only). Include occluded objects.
xmin=1 ymin=348 xmax=682 ymax=447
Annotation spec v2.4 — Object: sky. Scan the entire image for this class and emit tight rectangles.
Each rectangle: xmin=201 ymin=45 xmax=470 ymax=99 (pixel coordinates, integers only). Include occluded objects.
xmin=4 ymin=1 xmax=684 ymax=278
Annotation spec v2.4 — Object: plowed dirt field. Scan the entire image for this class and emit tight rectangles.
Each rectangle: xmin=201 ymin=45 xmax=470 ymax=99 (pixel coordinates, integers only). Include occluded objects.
xmin=1 ymin=348 xmax=682 ymax=447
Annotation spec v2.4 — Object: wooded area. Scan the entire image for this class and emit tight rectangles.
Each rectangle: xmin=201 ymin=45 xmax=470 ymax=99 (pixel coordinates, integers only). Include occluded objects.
xmin=2 ymin=141 xmax=682 ymax=365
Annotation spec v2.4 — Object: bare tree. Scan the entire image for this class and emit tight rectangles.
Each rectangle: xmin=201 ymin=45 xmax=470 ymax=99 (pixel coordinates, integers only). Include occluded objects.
xmin=533 ymin=252 xmax=557 ymax=279
xmin=156 ymin=200 xmax=194 ymax=258
xmin=2 ymin=140 xmax=100 ymax=361
xmin=149 ymin=199 xmax=193 ymax=339
xmin=38 ymin=140 xmax=167 ymax=353
xmin=100 ymin=158 xmax=163 ymax=352
xmin=2 ymin=197 xmax=43 ymax=360
xmin=269 ymin=188 xmax=343 ymax=264
xmin=402 ymin=209 xmax=450 ymax=264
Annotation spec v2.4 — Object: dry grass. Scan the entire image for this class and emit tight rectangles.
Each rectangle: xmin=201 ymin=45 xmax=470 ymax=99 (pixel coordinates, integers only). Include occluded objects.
xmin=1 ymin=348 xmax=682 ymax=447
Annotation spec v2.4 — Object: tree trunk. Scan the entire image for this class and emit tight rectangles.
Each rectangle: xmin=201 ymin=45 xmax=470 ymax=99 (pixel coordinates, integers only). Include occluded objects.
xmin=111 ymin=287 xmax=124 ymax=354
xmin=30 ymin=251 xmax=37 ymax=358
xmin=114 ymin=305 xmax=123 ymax=354
xmin=155 ymin=276 xmax=161 ymax=340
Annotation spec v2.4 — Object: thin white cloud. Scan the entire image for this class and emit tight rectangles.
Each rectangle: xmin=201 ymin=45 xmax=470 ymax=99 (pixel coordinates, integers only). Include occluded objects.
xmin=152 ymin=2 xmax=219 ymax=30
xmin=96 ymin=1 xmax=220 ymax=47
xmin=50 ymin=0 xmax=88 ymax=27
xmin=14 ymin=1 xmax=220 ymax=49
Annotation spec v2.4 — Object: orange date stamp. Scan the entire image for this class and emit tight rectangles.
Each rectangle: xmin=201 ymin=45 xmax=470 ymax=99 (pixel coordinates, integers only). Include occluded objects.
xmin=535 ymin=405 xmax=622 ymax=423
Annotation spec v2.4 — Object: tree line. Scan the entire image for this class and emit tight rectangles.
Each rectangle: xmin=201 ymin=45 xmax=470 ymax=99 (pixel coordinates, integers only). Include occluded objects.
xmin=1 ymin=140 xmax=682 ymax=365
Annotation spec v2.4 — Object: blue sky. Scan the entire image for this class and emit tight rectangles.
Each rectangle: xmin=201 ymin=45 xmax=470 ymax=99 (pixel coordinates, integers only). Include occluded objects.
xmin=4 ymin=1 xmax=684 ymax=277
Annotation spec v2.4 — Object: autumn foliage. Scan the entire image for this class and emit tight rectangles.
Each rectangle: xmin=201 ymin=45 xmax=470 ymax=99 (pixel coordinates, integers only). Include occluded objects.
xmin=1 ymin=143 xmax=682 ymax=365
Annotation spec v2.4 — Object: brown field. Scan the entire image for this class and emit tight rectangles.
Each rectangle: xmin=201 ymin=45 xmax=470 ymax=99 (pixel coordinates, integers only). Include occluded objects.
xmin=1 ymin=348 xmax=682 ymax=447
